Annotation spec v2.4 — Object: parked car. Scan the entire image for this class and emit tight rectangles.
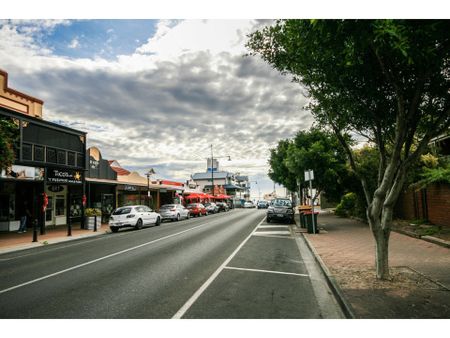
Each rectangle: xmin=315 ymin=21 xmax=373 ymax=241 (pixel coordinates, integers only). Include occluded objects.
xmin=186 ymin=203 xmax=208 ymax=217
xmin=204 ymin=202 xmax=219 ymax=214
xmin=109 ymin=205 xmax=161 ymax=233
xmin=216 ymin=202 xmax=230 ymax=212
xmin=257 ymin=200 xmax=269 ymax=209
xmin=159 ymin=204 xmax=190 ymax=221
xmin=266 ymin=198 xmax=294 ymax=223
xmin=243 ymin=201 xmax=255 ymax=208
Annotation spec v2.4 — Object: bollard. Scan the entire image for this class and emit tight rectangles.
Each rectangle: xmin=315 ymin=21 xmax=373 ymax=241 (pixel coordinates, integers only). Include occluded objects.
xmin=32 ymin=219 xmax=38 ymax=242
xmin=94 ymin=214 xmax=97 ymax=232
xmin=68 ymin=217 xmax=72 ymax=236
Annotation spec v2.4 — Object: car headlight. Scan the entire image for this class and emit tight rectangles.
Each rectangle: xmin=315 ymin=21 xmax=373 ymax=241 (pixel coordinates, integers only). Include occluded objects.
xmin=126 ymin=214 xmax=136 ymax=218
xmin=287 ymin=209 xmax=293 ymax=214
xmin=267 ymin=208 xmax=274 ymax=213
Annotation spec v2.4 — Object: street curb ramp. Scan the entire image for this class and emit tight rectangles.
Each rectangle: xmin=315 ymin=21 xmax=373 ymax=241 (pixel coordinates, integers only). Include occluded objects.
xmin=301 ymin=232 xmax=357 ymax=319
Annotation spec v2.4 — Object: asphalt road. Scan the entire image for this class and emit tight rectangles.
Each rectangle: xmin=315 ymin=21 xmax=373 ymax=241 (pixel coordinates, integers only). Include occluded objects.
xmin=0 ymin=208 xmax=343 ymax=319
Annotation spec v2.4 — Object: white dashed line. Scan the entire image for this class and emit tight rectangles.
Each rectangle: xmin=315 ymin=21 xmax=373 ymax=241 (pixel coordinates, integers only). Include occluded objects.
xmin=224 ymin=266 xmax=309 ymax=277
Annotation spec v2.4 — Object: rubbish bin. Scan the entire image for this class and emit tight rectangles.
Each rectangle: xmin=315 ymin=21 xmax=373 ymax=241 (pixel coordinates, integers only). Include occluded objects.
xmin=298 ymin=205 xmax=312 ymax=229
xmin=304 ymin=211 xmax=319 ymax=234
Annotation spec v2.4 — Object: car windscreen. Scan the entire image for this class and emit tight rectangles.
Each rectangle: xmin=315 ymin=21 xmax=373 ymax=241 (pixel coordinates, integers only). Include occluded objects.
xmin=273 ymin=200 xmax=292 ymax=208
xmin=187 ymin=204 xmax=197 ymax=208
xmin=112 ymin=207 xmax=132 ymax=215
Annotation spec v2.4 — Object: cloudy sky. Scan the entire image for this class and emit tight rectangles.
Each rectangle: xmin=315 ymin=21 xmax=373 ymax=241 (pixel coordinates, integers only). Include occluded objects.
xmin=0 ymin=18 xmax=315 ymax=198
xmin=1 ymin=2 xmax=438 ymax=198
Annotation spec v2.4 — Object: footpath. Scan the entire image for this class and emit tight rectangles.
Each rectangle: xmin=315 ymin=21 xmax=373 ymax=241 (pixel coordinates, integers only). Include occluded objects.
xmin=0 ymin=224 xmax=108 ymax=254
xmin=299 ymin=211 xmax=450 ymax=319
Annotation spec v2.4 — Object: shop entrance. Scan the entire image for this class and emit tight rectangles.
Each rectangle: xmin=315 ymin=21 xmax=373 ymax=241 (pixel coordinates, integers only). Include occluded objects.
xmin=45 ymin=185 xmax=67 ymax=227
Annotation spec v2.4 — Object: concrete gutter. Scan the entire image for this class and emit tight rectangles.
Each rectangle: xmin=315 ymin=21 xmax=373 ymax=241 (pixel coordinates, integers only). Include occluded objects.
xmin=301 ymin=232 xmax=356 ymax=319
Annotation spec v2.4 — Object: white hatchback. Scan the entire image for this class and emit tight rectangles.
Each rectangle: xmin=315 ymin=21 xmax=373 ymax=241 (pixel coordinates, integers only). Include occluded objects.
xmin=109 ymin=205 xmax=161 ymax=233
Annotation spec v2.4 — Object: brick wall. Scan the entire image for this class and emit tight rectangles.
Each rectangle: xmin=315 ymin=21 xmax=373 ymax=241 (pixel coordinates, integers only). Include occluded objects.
xmin=395 ymin=182 xmax=450 ymax=227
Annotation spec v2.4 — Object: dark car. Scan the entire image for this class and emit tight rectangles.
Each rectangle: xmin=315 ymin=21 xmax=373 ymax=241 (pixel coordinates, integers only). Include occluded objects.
xmin=266 ymin=198 xmax=294 ymax=223
xmin=257 ymin=200 xmax=269 ymax=209
xmin=216 ymin=202 xmax=230 ymax=212
xmin=187 ymin=203 xmax=208 ymax=217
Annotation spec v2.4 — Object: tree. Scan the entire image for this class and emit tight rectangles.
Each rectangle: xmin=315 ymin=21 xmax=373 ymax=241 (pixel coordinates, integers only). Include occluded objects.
xmin=268 ymin=139 xmax=298 ymax=193
xmin=0 ymin=117 xmax=18 ymax=172
xmin=285 ymin=127 xmax=349 ymax=204
xmin=247 ymin=20 xmax=450 ymax=279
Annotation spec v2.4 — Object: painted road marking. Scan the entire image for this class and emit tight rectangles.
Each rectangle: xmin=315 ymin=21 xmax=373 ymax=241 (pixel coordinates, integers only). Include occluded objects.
xmin=224 ymin=266 xmax=309 ymax=277
xmin=0 ymin=222 xmax=214 ymax=295
xmin=253 ymin=231 xmax=291 ymax=236
xmin=172 ymin=216 xmax=266 ymax=319
xmin=257 ymin=225 xmax=289 ymax=229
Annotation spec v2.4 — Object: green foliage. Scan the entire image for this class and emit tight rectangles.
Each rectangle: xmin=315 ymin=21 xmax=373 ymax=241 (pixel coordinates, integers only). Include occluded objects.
xmin=0 ymin=117 xmax=19 ymax=172
xmin=85 ymin=208 xmax=102 ymax=217
xmin=285 ymin=127 xmax=350 ymax=202
xmin=335 ymin=192 xmax=358 ymax=217
xmin=411 ymin=164 xmax=450 ymax=189
xmin=268 ymin=139 xmax=298 ymax=192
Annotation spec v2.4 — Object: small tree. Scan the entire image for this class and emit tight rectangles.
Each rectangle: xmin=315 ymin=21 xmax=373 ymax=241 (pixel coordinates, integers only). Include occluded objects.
xmin=285 ymin=127 xmax=349 ymax=204
xmin=268 ymin=139 xmax=298 ymax=193
xmin=247 ymin=20 xmax=450 ymax=279
xmin=0 ymin=117 xmax=18 ymax=172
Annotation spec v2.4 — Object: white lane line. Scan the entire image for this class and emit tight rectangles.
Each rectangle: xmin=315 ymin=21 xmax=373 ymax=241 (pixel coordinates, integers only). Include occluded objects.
xmin=224 ymin=266 xmax=309 ymax=277
xmin=257 ymin=225 xmax=289 ymax=229
xmin=253 ymin=231 xmax=291 ymax=236
xmin=0 ymin=223 xmax=209 ymax=295
xmin=172 ymin=216 xmax=266 ymax=319
xmin=252 ymin=234 xmax=294 ymax=239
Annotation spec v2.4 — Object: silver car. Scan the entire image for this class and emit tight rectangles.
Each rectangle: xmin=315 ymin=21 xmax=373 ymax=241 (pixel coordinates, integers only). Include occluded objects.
xmin=159 ymin=204 xmax=190 ymax=221
xmin=109 ymin=205 xmax=161 ymax=233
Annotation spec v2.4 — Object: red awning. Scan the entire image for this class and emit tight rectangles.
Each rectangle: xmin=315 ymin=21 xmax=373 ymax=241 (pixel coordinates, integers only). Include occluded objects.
xmin=214 ymin=194 xmax=231 ymax=199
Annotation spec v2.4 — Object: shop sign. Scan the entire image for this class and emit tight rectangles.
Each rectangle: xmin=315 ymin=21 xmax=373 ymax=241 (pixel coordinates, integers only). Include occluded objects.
xmin=48 ymin=185 xmax=64 ymax=192
xmin=47 ymin=168 xmax=83 ymax=185
xmin=0 ymin=165 xmax=44 ymax=181
xmin=123 ymin=185 xmax=137 ymax=191
xmin=90 ymin=158 xmax=99 ymax=170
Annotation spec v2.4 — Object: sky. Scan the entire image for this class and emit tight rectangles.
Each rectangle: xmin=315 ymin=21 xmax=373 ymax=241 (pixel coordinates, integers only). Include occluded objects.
xmin=0 ymin=2 xmax=443 ymax=200
xmin=0 ymin=18 xmax=314 ymax=198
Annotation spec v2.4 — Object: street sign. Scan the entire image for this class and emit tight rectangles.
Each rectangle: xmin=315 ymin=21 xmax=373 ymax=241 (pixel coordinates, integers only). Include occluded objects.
xmin=304 ymin=169 xmax=314 ymax=181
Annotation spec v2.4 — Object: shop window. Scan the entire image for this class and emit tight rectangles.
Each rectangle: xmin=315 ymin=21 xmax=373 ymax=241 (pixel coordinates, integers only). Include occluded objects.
xmin=55 ymin=196 xmax=65 ymax=216
xmin=22 ymin=143 xmax=33 ymax=161
xmin=67 ymin=151 xmax=75 ymax=166
xmin=34 ymin=145 xmax=44 ymax=162
xmin=47 ymin=148 xmax=57 ymax=163
xmin=0 ymin=194 xmax=15 ymax=221
xmin=76 ymin=153 xmax=84 ymax=168
xmin=57 ymin=150 xmax=66 ymax=165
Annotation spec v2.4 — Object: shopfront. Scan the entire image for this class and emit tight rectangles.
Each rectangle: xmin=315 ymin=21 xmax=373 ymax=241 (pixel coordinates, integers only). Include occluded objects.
xmin=0 ymin=107 xmax=86 ymax=232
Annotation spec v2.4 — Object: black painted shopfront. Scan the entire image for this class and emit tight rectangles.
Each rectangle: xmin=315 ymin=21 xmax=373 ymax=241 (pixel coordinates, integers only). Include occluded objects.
xmin=0 ymin=108 xmax=86 ymax=233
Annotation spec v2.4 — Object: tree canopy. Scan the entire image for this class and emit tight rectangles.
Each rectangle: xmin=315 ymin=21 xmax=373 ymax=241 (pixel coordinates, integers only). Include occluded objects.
xmin=248 ymin=19 xmax=450 ymax=279
xmin=0 ymin=117 xmax=18 ymax=172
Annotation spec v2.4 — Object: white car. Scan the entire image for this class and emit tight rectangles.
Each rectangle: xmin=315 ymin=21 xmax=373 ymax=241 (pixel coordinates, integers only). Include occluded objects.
xmin=109 ymin=205 xmax=161 ymax=233
xmin=159 ymin=204 xmax=190 ymax=221
xmin=243 ymin=201 xmax=255 ymax=208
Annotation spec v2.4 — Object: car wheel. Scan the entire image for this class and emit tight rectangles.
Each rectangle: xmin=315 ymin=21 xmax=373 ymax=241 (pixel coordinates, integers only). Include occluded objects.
xmin=156 ymin=217 xmax=161 ymax=226
xmin=176 ymin=214 xmax=180 ymax=221
xmin=187 ymin=213 xmax=190 ymax=219
xmin=110 ymin=227 xmax=119 ymax=233
xmin=135 ymin=218 xmax=143 ymax=230
xmin=267 ymin=217 xmax=271 ymax=223
xmin=205 ymin=211 xmax=208 ymax=216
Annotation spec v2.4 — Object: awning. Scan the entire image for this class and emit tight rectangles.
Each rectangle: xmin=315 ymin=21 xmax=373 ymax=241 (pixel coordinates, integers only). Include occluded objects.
xmin=214 ymin=194 xmax=231 ymax=199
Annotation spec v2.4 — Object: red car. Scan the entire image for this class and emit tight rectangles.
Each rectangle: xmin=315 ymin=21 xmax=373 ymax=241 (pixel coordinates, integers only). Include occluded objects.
xmin=187 ymin=203 xmax=208 ymax=217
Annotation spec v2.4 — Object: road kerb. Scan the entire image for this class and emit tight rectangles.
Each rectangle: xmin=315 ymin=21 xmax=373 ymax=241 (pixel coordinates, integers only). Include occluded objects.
xmin=300 ymin=232 xmax=356 ymax=319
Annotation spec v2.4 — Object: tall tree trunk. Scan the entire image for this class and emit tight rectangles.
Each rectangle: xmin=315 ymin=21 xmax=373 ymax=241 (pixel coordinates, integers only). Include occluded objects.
xmin=373 ymin=226 xmax=391 ymax=279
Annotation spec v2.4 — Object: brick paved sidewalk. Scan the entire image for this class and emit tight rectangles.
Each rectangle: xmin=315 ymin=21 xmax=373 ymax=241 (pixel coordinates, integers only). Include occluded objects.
xmin=303 ymin=212 xmax=450 ymax=318
xmin=0 ymin=224 xmax=108 ymax=254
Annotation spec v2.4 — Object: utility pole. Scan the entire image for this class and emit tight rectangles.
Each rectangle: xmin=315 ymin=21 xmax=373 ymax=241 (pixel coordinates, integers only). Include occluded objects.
xmin=210 ymin=144 xmax=214 ymax=196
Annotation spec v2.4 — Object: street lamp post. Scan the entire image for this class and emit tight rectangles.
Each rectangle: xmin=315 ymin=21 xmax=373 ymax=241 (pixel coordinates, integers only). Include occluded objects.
xmin=145 ymin=168 xmax=155 ymax=208
xmin=209 ymin=144 xmax=231 ymax=197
